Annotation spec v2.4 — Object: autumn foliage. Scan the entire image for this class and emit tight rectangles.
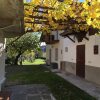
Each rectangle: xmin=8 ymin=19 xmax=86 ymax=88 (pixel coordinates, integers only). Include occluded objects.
xmin=24 ymin=0 xmax=100 ymax=34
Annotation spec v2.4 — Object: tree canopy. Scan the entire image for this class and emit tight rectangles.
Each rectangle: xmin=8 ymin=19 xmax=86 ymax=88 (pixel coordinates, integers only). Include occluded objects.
xmin=6 ymin=33 xmax=40 ymax=65
xmin=24 ymin=0 xmax=100 ymax=34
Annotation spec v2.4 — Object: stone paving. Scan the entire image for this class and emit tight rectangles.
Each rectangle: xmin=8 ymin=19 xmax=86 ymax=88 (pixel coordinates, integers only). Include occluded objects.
xmin=4 ymin=84 xmax=56 ymax=100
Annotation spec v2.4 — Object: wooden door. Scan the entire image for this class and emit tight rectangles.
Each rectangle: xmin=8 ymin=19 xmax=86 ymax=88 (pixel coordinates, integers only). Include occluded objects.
xmin=76 ymin=45 xmax=85 ymax=78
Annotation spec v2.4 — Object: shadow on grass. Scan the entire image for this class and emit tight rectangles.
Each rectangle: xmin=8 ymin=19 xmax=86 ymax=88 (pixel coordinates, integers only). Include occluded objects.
xmin=5 ymin=64 xmax=96 ymax=100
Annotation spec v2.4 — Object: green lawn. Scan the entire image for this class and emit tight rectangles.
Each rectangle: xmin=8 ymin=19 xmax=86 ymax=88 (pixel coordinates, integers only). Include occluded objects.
xmin=22 ymin=59 xmax=46 ymax=65
xmin=6 ymin=65 xmax=96 ymax=100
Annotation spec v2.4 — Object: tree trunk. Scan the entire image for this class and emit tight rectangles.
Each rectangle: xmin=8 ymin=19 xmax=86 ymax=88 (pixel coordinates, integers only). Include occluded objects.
xmin=14 ymin=53 xmax=22 ymax=65
xmin=19 ymin=55 xmax=22 ymax=65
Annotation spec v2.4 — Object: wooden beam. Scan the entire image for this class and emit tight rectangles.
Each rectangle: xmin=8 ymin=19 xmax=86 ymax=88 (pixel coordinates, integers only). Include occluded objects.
xmin=52 ymin=17 xmax=86 ymax=25
xmin=35 ymin=5 xmax=55 ymax=10
xmin=34 ymin=20 xmax=49 ymax=23
xmin=33 ymin=10 xmax=48 ymax=14
xmin=60 ymin=30 xmax=73 ymax=36
xmin=25 ymin=21 xmax=49 ymax=25
xmin=66 ymin=35 xmax=75 ymax=43
xmin=59 ymin=23 xmax=67 ymax=25
xmin=84 ymin=37 xmax=89 ymax=40
xmin=29 ymin=15 xmax=48 ymax=20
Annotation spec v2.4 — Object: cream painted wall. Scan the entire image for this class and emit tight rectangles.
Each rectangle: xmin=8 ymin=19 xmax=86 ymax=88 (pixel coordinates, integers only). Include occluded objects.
xmin=46 ymin=45 xmax=51 ymax=65
xmin=46 ymin=33 xmax=100 ymax=68
xmin=61 ymin=35 xmax=100 ymax=84
xmin=46 ymin=31 xmax=64 ymax=67
xmin=51 ymin=30 xmax=64 ymax=40
xmin=46 ymin=31 xmax=100 ymax=84
xmin=62 ymin=37 xmax=76 ymax=63
xmin=85 ymin=35 xmax=100 ymax=67
xmin=0 ymin=35 xmax=5 ymax=91
xmin=46 ymin=33 xmax=100 ymax=84
xmin=61 ymin=35 xmax=100 ymax=67
xmin=51 ymin=31 xmax=64 ymax=69
xmin=51 ymin=43 xmax=59 ymax=63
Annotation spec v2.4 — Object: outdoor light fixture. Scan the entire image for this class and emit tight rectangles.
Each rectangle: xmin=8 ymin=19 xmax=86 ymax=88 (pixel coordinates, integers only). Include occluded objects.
xmin=57 ymin=0 xmax=64 ymax=2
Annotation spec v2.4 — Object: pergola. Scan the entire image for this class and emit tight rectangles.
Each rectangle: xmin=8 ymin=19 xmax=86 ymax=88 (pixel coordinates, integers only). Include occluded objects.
xmin=0 ymin=0 xmax=99 ymax=41
xmin=24 ymin=0 xmax=99 ymax=42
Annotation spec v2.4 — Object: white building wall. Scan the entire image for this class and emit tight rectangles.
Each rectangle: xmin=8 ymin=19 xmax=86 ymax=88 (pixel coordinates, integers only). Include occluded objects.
xmin=85 ymin=35 xmax=100 ymax=84
xmin=60 ymin=37 xmax=76 ymax=74
xmin=0 ymin=35 xmax=5 ymax=91
xmin=85 ymin=35 xmax=100 ymax=67
xmin=61 ymin=35 xmax=100 ymax=84
xmin=46 ymin=45 xmax=51 ymax=65
xmin=62 ymin=37 xmax=76 ymax=63
xmin=46 ymin=31 xmax=100 ymax=84
xmin=51 ymin=43 xmax=59 ymax=63
xmin=46 ymin=31 xmax=64 ymax=67
xmin=51 ymin=31 xmax=64 ymax=69
xmin=61 ymin=35 xmax=100 ymax=66
xmin=58 ymin=39 xmax=63 ymax=69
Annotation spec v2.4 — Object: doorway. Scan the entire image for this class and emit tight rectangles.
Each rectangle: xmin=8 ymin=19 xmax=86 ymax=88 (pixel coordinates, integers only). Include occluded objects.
xmin=76 ymin=45 xmax=85 ymax=78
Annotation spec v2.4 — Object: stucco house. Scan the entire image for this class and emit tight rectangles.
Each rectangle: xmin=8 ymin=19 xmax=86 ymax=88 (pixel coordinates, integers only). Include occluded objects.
xmin=0 ymin=0 xmax=24 ymax=91
xmin=60 ymin=33 xmax=100 ymax=85
xmin=41 ymin=31 xmax=63 ymax=66
xmin=41 ymin=29 xmax=100 ymax=85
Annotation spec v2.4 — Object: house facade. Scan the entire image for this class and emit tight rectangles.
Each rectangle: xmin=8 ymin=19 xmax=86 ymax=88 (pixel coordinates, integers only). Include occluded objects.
xmin=41 ymin=31 xmax=63 ymax=67
xmin=43 ymin=30 xmax=100 ymax=85
xmin=60 ymin=35 xmax=100 ymax=85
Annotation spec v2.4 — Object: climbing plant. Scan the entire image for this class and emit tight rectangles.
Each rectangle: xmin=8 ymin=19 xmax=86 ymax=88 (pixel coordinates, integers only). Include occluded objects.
xmin=24 ymin=0 xmax=100 ymax=34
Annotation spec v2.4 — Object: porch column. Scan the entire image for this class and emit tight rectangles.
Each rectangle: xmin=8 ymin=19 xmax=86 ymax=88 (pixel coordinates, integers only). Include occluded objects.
xmin=0 ymin=32 xmax=6 ymax=91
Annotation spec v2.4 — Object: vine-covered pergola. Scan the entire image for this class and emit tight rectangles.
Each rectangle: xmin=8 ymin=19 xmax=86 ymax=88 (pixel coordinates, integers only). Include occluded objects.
xmin=24 ymin=0 xmax=100 ymax=42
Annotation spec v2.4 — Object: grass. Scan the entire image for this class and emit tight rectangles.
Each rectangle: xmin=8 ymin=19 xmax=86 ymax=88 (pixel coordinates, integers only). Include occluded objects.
xmin=6 ymin=65 xmax=96 ymax=100
xmin=22 ymin=59 xmax=46 ymax=65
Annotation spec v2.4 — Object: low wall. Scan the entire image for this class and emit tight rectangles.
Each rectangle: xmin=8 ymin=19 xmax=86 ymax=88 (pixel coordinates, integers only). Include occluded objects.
xmin=60 ymin=61 xmax=100 ymax=85
xmin=85 ymin=65 xmax=100 ymax=85
xmin=60 ymin=61 xmax=76 ymax=75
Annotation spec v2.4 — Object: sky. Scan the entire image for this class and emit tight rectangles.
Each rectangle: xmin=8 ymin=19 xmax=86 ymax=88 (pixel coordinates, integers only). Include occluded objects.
xmin=79 ymin=0 xmax=85 ymax=2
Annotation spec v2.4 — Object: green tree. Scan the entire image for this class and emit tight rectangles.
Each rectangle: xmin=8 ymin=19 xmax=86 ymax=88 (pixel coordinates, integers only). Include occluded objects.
xmin=6 ymin=33 xmax=40 ymax=65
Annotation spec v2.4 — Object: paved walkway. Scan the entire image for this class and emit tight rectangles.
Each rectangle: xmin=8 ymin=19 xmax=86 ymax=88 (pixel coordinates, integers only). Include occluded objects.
xmin=4 ymin=84 xmax=56 ymax=100
xmin=50 ymin=68 xmax=100 ymax=100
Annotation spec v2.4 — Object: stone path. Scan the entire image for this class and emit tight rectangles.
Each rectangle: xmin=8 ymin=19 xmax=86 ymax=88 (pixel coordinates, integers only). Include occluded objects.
xmin=4 ymin=84 xmax=56 ymax=100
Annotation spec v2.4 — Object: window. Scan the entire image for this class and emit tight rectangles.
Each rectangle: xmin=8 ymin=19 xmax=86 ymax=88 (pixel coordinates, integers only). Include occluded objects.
xmin=61 ymin=50 xmax=62 ymax=54
xmin=65 ymin=47 xmax=68 ymax=52
xmin=55 ymin=48 xmax=58 ymax=61
xmin=94 ymin=45 xmax=99 ymax=55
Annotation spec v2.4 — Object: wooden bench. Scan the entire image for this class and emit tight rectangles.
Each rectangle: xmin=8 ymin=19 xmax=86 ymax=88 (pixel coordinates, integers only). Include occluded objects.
xmin=0 ymin=91 xmax=11 ymax=100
